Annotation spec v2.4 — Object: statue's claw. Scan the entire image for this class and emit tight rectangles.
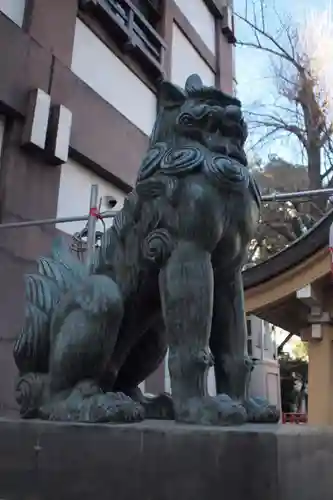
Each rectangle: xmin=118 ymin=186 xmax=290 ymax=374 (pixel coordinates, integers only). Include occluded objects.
xmin=175 ymin=394 xmax=247 ymax=426
xmin=39 ymin=382 xmax=145 ymax=423
xmin=244 ymin=397 xmax=280 ymax=423
xmin=89 ymin=393 xmax=145 ymax=423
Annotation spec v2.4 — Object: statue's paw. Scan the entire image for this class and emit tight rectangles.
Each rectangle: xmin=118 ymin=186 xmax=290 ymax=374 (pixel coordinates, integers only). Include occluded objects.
xmin=244 ymin=397 xmax=280 ymax=423
xmin=87 ymin=392 xmax=145 ymax=423
xmin=40 ymin=389 xmax=145 ymax=423
xmin=175 ymin=394 xmax=247 ymax=426
xmin=122 ymin=386 xmax=146 ymax=403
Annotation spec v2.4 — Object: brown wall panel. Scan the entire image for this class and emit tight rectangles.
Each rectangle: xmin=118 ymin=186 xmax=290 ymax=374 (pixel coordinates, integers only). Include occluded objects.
xmin=160 ymin=0 xmax=173 ymax=79
xmin=25 ymin=0 xmax=78 ymax=67
xmin=78 ymin=11 xmax=157 ymax=93
xmin=0 ymin=249 xmax=35 ymax=414
xmin=216 ymin=23 xmax=233 ymax=94
xmin=50 ymin=59 xmax=150 ymax=189
xmin=1 ymin=121 xmax=60 ymax=224
xmin=0 ymin=335 xmax=19 ymax=414
xmin=0 ymin=119 xmax=61 ymax=330
xmin=0 ymin=13 xmax=52 ymax=115
xmin=0 ymin=121 xmax=61 ymax=414
xmin=0 ymin=248 xmax=36 ymax=339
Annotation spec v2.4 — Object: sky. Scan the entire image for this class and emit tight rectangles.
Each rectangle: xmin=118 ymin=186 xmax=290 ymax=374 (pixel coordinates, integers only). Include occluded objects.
xmin=233 ymin=0 xmax=332 ymax=164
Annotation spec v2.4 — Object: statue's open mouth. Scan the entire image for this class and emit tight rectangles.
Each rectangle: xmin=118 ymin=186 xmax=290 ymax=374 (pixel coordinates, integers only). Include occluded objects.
xmin=204 ymin=124 xmax=247 ymax=167
xmin=178 ymin=108 xmax=248 ymax=167
xmin=202 ymin=104 xmax=248 ymax=166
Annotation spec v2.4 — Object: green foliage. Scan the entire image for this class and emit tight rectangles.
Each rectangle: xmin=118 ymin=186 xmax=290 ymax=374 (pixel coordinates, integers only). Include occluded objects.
xmin=291 ymin=340 xmax=309 ymax=361
xmin=246 ymin=157 xmax=321 ymax=263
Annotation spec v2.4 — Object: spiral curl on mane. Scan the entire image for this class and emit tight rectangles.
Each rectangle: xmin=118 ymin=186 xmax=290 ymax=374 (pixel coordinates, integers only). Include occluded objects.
xmin=160 ymin=146 xmax=204 ymax=175
xmin=137 ymin=143 xmax=168 ymax=182
xmin=15 ymin=373 xmax=46 ymax=418
xmin=142 ymin=228 xmax=174 ymax=265
xmin=204 ymin=155 xmax=249 ymax=190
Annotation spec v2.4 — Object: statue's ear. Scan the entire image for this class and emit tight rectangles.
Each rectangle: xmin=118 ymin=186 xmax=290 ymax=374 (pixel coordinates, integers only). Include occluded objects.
xmin=185 ymin=74 xmax=203 ymax=93
xmin=158 ymin=81 xmax=186 ymax=108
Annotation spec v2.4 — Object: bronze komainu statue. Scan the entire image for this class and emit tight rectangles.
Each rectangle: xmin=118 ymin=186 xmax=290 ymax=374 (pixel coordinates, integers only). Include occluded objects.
xmin=14 ymin=75 xmax=279 ymax=425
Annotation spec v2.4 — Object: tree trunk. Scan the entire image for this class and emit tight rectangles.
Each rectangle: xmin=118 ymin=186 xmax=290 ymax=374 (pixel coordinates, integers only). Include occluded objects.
xmin=307 ymin=143 xmax=325 ymax=211
xmin=298 ymin=75 xmax=325 ymax=209
xmin=307 ymin=145 xmax=321 ymax=188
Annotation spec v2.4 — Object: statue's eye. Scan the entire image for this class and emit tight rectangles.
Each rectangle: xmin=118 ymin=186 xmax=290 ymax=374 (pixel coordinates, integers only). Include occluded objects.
xmin=205 ymin=100 xmax=221 ymax=107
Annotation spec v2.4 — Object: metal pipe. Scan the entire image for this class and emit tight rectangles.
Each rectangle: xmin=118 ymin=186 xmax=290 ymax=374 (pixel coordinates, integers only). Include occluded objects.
xmin=0 ymin=212 xmax=117 ymax=230
xmin=261 ymin=187 xmax=333 ymax=202
xmin=1 ymin=187 xmax=333 ymax=231
xmin=85 ymin=184 xmax=99 ymax=270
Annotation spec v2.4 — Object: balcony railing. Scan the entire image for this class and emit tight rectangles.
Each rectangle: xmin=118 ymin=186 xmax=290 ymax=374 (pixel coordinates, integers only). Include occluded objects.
xmin=79 ymin=0 xmax=167 ymax=78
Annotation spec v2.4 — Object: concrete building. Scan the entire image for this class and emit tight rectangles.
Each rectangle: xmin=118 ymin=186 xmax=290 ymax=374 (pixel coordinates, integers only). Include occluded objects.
xmin=0 ymin=0 xmax=236 ymax=414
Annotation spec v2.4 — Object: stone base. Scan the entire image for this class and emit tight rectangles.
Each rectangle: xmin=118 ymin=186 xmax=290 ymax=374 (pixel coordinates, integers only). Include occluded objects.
xmin=0 ymin=419 xmax=332 ymax=499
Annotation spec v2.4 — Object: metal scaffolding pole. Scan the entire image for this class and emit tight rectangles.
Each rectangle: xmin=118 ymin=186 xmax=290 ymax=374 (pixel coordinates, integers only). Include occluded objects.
xmin=261 ymin=187 xmax=333 ymax=202
xmin=85 ymin=184 xmax=99 ymax=270
xmin=1 ymin=186 xmax=333 ymax=232
xmin=0 ymin=213 xmax=117 ymax=230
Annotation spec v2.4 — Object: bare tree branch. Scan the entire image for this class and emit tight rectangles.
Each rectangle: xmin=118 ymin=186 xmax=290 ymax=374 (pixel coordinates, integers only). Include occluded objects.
xmin=237 ymin=1 xmax=333 ymax=263
xmin=246 ymin=110 xmax=307 ymax=146
xmin=235 ymin=12 xmax=303 ymax=71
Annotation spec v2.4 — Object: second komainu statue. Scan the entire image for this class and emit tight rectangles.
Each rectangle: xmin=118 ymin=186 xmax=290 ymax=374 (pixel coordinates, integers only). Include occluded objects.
xmin=14 ymin=74 xmax=279 ymax=425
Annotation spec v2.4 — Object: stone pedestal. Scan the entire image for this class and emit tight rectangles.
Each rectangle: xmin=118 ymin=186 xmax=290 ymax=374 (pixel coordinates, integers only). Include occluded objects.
xmin=0 ymin=418 xmax=332 ymax=500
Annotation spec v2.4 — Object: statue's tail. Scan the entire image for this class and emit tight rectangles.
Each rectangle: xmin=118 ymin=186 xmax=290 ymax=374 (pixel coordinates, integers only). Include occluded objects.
xmin=13 ymin=237 xmax=87 ymax=374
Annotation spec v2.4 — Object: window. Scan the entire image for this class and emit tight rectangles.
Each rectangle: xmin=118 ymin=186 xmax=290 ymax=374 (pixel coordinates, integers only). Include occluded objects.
xmin=131 ymin=0 xmax=163 ymax=30
xmin=79 ymin=0 xmax=166 ymax=78
xmin=72 ymin=19 xmax=157 ymax=135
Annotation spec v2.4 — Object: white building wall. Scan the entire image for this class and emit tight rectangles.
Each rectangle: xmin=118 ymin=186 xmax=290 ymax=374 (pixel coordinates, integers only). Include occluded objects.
xmin=0 ymin=0 xmax=26 ymax=26
xmin=247 ymin=315 xmax=281 ymax=411
xmin=173 ymin=0 xmax=216 ymax=54
xmin=56 ymin=159 xmax=125 ymax=235
xmin=71 ymin=19 xmax=157 ymax=136
xmin=171 ymin=24 xmax=215 ymax=88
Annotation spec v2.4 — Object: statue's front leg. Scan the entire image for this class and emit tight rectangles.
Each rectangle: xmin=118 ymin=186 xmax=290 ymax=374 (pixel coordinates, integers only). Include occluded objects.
xmin=210 ymin=265 xmax=280 ymax=423
xmin=159 ymin=241 xmax=246 ymax=425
